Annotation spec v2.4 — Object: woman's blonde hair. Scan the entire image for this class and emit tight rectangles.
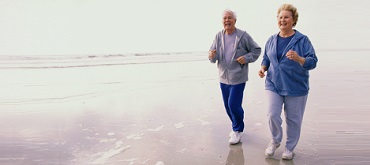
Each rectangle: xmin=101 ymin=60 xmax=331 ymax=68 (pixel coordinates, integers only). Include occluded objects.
xmin=277 ymin=4 xmax=299 ymax=27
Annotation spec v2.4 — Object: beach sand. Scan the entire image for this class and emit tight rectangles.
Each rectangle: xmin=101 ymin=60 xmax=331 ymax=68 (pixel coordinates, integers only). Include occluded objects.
xmin=0 ymin=51 xmax=369 ymax=165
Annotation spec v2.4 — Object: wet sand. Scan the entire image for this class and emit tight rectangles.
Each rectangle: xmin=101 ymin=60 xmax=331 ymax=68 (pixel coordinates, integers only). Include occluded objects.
xmin=0 ymin=51 xmax=369 ymax=165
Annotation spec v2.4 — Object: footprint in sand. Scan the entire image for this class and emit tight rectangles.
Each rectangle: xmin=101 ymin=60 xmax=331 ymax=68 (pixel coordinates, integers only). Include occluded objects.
xmin=107 ymin=132 xmax=115 ymax=136
xmin=92 ymin=141 xmax=131 ymax=164
xmin=126 ymin=133 xmax=144 ymax=140
xmin=148 ymin=125 xmax=165 ymax=132
xmin=155 ymin=161 xmax=165 ymax=165
xmin=254 ymin=122 xmax=262 ymax=126
xmin=174 ymin=122 xmax=185 ymax=129
xmin=198 ymin=118 xmax=210 ymax=126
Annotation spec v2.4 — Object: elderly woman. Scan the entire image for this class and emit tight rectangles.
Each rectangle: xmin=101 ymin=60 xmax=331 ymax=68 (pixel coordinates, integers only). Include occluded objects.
xmin=258 ymin=4 xmax=318 ymax=160
xmin=209 ymin=10 xmax=261 ymax=145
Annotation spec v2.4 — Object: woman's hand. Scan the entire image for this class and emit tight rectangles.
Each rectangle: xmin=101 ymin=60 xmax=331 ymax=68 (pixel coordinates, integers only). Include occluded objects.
xmin=286 ymin=50 xmax=305 ymax=65
xmin=258 ymin=66 xmax=267 ymax=78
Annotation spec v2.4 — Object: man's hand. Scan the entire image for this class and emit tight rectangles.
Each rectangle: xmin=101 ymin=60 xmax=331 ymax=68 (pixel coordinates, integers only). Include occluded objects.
xmin=209 ymin=50 xmax=216 ymax=59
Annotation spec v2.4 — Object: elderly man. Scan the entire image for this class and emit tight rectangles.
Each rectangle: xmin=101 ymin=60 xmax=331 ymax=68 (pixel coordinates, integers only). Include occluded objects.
xmin=209 ymin=10 xmax=261 ymax=144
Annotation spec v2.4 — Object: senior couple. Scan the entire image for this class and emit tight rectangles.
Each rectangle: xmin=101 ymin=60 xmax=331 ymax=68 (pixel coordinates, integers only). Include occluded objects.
xmin=208 ymin=4 xmax=318 ymax=160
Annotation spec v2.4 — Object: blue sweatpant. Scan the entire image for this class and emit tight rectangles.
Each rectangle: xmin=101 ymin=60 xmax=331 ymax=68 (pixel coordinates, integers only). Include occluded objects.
xmin=266 ymin=90 xmax=308 ymax=151
xmin=220 ymin=83 xmax=245 ymax=132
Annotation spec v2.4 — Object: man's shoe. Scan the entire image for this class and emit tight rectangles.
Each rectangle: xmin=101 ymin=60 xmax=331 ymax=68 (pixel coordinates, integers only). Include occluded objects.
xmin=265 ymin=142 xmax=280 ymax=157
xmin=229 ymin=131 xmax=234 ymax=137
xmin=282 ymin=149 xmax=294 ymax=160
xmin=229 ymin=131 xmax=242 ymax=145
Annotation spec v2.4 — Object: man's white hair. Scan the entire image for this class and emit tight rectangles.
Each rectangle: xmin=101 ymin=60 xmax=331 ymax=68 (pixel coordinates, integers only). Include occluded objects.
xmin=223 ymin=9 xmax=237 ymax=20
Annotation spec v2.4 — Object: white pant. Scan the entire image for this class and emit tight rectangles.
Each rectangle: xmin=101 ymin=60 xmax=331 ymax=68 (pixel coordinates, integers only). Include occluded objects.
xmin=266 ymin=90 xmax=308 ymax=151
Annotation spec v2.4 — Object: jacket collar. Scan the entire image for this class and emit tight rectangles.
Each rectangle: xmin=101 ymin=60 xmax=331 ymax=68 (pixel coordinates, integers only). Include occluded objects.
xmin=222 ymin=28 xmax=245 ymax=38
xmin=273 ymin=30 xmax=304 ymax=46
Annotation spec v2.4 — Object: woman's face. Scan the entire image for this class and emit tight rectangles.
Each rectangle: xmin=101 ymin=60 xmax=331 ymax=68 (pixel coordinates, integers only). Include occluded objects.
xmin=277 ymin=10 xmax=294 ymax=31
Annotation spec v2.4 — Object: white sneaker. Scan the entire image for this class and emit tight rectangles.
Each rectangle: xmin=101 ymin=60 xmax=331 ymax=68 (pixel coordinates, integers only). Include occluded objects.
xmin=265 ymin=142 xmax=280 ymax=157
xmin=282 ymin=149 xmax=294 ymax=160
xmin=229 ymin=131 xmax=233 ymax=137
xmin=229 ymin=131 xmax=242 ymax=145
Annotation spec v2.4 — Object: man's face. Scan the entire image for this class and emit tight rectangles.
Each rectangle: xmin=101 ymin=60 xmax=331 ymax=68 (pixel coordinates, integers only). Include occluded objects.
xmin=223 ymin=12 xmax=236 ymax=31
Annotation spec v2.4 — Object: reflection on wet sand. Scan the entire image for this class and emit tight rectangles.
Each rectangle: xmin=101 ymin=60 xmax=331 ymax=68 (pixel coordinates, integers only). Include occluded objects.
xmin=226 ymin=143 xmax=244 ymax=165
xmin=264 ymin=158 xmax=295 ymax=165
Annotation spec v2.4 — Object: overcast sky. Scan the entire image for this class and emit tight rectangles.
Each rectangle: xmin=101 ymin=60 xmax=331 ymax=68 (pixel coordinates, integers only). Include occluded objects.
xmin=0 ymin=0 xmax=368 ymax=56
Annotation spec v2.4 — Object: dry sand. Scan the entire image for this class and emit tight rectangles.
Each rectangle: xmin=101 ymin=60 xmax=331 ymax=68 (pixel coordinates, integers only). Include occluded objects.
xmin=0 ymin=51 xmax=369 ymax=165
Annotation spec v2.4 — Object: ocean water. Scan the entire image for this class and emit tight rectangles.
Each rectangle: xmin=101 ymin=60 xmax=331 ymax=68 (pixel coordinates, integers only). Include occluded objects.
xmin=0 ymin=52 xmax=206 ymax=69
xmin=0 ymin=51 xmax=207 ymax=106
